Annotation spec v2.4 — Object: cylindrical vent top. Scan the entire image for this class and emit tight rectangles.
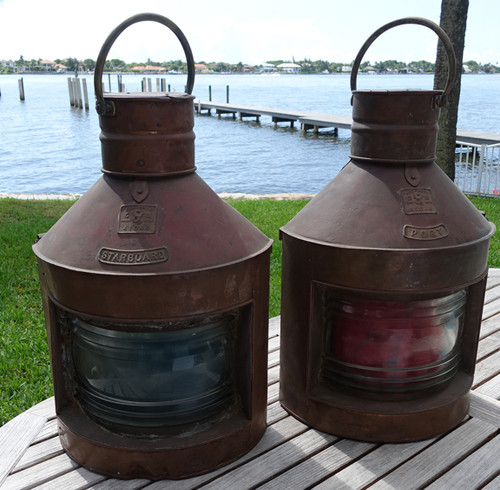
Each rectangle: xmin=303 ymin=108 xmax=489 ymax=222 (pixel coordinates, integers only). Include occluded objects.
xmin=98 ymin=93 xmax=196 ymax=177
xmin=350 ymin=90 xmax=442 ymax=164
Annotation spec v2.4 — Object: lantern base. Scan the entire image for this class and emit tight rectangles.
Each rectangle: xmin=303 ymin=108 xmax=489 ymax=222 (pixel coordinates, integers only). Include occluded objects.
xmin=280 ymin=371 xmax=471 ymax=442
xmin=58 ymin=405 xmax=266 ymax=480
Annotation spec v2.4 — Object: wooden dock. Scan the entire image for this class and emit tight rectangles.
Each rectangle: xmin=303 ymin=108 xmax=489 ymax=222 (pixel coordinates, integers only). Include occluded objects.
xmin=4 ymin=268 xmax=500 ymax=488
xmin=195 ymin=100 xmax=500 ymax=145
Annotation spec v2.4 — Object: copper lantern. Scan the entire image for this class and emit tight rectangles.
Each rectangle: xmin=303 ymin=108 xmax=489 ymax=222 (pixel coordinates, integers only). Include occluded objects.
xmin=33 ymin=14 xmax=272 ymax=479
xmin=279 ymin=18 xmax=495 ymax=442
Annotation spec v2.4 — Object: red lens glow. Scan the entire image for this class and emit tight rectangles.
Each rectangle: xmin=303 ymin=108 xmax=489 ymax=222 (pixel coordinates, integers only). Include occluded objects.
xmin=322 ymin=290 xmax=466 ymax=391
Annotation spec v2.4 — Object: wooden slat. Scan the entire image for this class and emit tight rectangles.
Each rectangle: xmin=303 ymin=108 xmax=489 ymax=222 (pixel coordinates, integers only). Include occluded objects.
xmin=2 ymin=453 xmax=78 ymax=490
xmin=5 ymin=399 xmax=290 ymax=489
xmin=258 ymin=437 xmax=375 ymax=489
xmin=0 ymin=411 xmax=46 ymax=486
xmin=483 ymin=474 xmax=500 ymax=489
xmin=268 ymin=382 xmax=279 ymax=404
xmin=199 ymin=429 xmax=337 ymax=490
xmin=484 ymin=283 xmax=500 ymax=302
xmin=314 ymin=437 xmax=438 ymax=489
xmin=90 ymin=478 xmax=150 ymax=489
xmin=33 ymin=466 xmax=107 ymax=490
xmin=479 ymin=313 xmax=500 ymax=339
xmin=268 ymin=316 xmax=280 ymax=338
xmin=33 ymin=419 xmax=58 ymax=444
xmin=27 ymin=397 xmax=56 ymax=419
xmin=482 ymin=297 xmax=500 ymax=320
xmin=268 ymin=365 xmax=280 ymax=385
xmin=368 ymin=418 xmax=497 ymax=489
xmin=486 ymin=268 xmax=500 ymax=287
xmin=13 ymin=435 xmax=64 ymax=472
xmin=469 ymin=391 xmax=500 ymax=427
xmin=474 ymin=376 xmax=500 ymax=402
xmin=426 ymin=435 xmax=500 ymax=489
xmin=477 ymin=330 xmax=500 ymax=361
xmin=268 ymin=335 xmax=280 ymax=353
xmin=144 ymin=416 xmax=310 ymax=490
xmin=473 ymin=349 xmax=500 ymax=387
xmin=267 ymin=401 xmax=288 ymax=425
xmin=268 ymin=349 xmax=280 ymax=368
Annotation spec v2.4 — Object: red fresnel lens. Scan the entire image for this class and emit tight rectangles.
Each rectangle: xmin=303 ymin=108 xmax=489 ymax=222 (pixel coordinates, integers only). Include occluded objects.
xmin=323 ymin=290 xmax=466 ymax=391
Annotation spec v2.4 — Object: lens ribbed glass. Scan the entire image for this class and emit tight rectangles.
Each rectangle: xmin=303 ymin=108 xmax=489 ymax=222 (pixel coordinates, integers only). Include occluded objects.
xmin=322 ymin=290 xmax=466 ymax=392
xmin=71 ymin=313 xmax=236 ymax=428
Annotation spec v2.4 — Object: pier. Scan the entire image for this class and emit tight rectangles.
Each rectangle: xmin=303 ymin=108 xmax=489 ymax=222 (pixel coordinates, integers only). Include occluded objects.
xmin=195 ymin=100 xmax=500 ymax=196
xmin=195 ymin=100 xmax=500 ymax=145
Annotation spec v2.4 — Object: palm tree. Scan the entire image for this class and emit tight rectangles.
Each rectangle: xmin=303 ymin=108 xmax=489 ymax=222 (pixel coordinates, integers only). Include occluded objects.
xmin=434 ymin=0 xmax=469 ymax=180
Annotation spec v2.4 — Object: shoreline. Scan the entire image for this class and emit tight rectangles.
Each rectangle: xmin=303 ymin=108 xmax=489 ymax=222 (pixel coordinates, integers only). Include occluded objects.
xmin=0 ymin=192 xmax=315 ymax=201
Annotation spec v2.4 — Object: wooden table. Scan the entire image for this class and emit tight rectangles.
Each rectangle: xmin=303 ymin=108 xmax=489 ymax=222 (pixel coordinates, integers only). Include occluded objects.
xmin=4 ymin=270 xmax=500 ymax=489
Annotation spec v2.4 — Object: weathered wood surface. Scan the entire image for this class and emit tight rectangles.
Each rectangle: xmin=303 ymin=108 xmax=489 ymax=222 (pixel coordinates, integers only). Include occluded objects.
xmin=4 ymin=271 xmax=500 ymax=489
xmin=195 ymin=100 xmax=500 ymax=145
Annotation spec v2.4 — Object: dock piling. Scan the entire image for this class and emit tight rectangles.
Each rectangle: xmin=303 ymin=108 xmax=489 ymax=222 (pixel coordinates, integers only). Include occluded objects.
xmin=67 ymin=78 xmax=75 ymax=106
xmin=18 ymin=78 xmax=25 ymax=101
xmin=82 ymin=79 xmax=89 ymax=110
xmin=75 ymin=78 xmax=83 ymax=109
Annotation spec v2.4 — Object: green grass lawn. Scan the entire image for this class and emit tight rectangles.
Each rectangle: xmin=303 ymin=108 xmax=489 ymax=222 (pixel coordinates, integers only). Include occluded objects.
xmin=1 ymin=194 xmax=499 ymax=426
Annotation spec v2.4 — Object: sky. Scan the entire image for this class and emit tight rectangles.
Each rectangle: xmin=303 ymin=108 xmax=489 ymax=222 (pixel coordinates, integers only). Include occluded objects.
xmin=0 ymin=0 xmax=498 ymax=66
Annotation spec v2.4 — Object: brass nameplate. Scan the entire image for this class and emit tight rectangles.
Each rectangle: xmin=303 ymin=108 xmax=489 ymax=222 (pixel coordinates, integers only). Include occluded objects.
xmin=118 ymin=205 xmax=157 ymax=234
xmin=400 ymin=189 xmax=437 ymax=215
xmin=403 ymin=224 xmax=448 ymax=241
xmin=97 ymin=247 xmax=169 ymax=265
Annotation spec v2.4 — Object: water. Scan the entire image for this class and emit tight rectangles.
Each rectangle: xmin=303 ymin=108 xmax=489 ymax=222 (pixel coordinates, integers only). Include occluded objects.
xmin=0 ymin=73 xmax=499 ymax=195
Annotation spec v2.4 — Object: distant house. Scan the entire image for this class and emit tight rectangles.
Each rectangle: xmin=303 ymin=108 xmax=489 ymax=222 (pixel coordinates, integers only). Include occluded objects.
xmin=55 ymin=63 xmax=68 ymax=73
xmin=1 ymin=60 xmax=16 ymax=71
xmin=277 ymin=62 xmax=301 ymax=73
xmin=342 ymin=65 xmax=352 ymax=73
xmin=195 ymin=63 xmax=209 ymax=73
xmin=260 ymin=63 xmax=276 ymax=73
xmin=40 ymin=60 xmax=56 ymax=71
xmin=131 ymin=65 xmax=167 ymax=74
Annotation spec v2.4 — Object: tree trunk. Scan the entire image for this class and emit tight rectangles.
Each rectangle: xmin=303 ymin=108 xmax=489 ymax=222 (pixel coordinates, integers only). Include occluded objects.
xmin=434 ymin=0 xmax=469 ymax=180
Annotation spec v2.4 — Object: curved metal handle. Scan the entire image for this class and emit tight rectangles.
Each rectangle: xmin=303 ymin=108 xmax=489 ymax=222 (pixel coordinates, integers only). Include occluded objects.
xmin=350 ymin=17 xmax=456 ymax=107
xmin=94 ymin=12 xmax=195 ymax=115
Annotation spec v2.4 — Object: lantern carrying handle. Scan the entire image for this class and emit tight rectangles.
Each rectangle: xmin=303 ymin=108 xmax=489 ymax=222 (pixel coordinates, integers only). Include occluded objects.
xmin=350 ymin=17 xmax=456 ymax=107
xmin=94 ymin=12 xmax=195 ymax=116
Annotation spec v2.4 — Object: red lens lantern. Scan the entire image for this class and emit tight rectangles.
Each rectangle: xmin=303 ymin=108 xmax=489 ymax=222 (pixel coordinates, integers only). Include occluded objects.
xmin=33 ymin=14 xmax=272 ymax=479
xmin=279 ymin=18 xmax=495 ymax=442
